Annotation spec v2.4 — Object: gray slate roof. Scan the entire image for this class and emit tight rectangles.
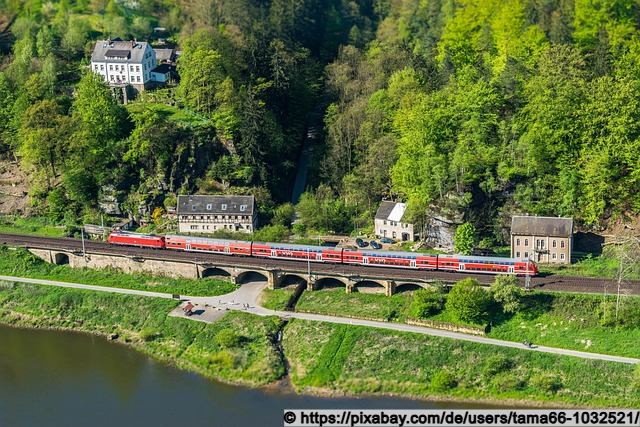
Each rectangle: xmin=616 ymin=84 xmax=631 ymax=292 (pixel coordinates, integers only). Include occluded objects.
xmin=177 ymin=195 xmax=255 ymax=215
xmin=154 ymin=48 xmax=175 ymax=62
xmin=91 ymin=40 xmax=150 ymax=63
xmin=510 ymin=216 xmax=573 ymax=237
xmin=375 ymin=201 xmax=396 ymax=220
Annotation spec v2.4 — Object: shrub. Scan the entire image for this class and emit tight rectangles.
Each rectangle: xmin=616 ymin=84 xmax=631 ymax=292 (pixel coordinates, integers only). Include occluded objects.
xmin=483 ymin=354 xmax=512 ymax=377
xmin=529 ymin=373 xmax=562 ymax=393
xmin=490 ymin=275 xmax=524 ymax=313
xmin=409 ymin=288 xmax=446 ymax=318
xmin=215 ymin=328 xmax=242 ymax=348
xmin=491 ymin=373 xmax=524 ymax=392
xmin=431 ymin=370 xmax=457 ymax=391
xmin=445 ymin=278 xmax=491 ymax=323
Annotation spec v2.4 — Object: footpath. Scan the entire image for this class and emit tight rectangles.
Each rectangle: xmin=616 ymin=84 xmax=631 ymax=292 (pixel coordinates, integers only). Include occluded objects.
xmin=0 ymin=274 xmax=638 ymax=364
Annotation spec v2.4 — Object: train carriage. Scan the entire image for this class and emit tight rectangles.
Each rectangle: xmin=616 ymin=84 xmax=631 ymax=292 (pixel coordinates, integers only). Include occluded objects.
xmin=251 ymin=242 xmax=342 ymax=263
xmin=165 ymin=235 xmax=252 ymax=255
xmin=438 ymin=255 xmax=537 ymax=276
xmin=342 ymin=249 xmax=438 ymax=270
xmin=107 ymin=231 xmax=165 ymax=248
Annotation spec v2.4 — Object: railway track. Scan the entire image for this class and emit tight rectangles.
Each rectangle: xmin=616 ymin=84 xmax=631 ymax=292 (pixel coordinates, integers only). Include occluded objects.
xmin=1 ymin=232 xmax=639 ymax=295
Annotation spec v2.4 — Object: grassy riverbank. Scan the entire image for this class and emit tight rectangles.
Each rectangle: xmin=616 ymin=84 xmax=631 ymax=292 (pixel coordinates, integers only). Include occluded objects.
xmin=283 ymin=319 xmax=640 ymax=408
xmin=0 ymin=280 xmax=637 ymax=407
xmin=0 ymin=247 xmax=236 ymax=296
xmin=265 ymin=286 xmax=640 ymax=358
xmin=0 ymin=281 xmax=284 ymax=386
xmin=488 ymin=293 xmax=640 ymax=357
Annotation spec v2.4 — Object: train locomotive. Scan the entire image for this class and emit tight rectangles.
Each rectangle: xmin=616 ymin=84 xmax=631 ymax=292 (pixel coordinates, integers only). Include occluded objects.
xmin=108 ymin=231 xmax=538 ymax=276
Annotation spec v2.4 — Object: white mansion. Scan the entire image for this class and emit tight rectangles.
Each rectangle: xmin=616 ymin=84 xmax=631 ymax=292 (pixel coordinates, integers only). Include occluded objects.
xmin=90 ymin=39 xmax=160 ymax=91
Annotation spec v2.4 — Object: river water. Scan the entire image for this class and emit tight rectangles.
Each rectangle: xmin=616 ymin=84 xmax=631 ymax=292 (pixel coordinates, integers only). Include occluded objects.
xmin=0 ymin=324 xmax=493 ymax=427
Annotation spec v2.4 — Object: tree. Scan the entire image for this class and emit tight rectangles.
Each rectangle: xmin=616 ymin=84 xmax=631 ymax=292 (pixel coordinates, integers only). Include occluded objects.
xmin=454 ymin=222 xmax=476 ymax=255
xmin=178 ymin=30 xmax=230 ymax=115
xmin=70 ymin=72 xmax=124 ymax=170
xmin=490 ymin=275 xmax=524 ymax=313
xmin=445 ymin=278 xmax=491 ymax=323
xmin=410 ymin=287 xmax=446 ymax=318
xmin=18 ymin=99 xmax=71 ymax=188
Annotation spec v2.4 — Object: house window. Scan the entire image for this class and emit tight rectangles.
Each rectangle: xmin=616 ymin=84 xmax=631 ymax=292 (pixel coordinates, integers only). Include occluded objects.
xmin=192 ymin=205 xmax=197 ymax=210
xmin=516 ymin=238 xmax=520 ymax=246
xmin=524 ymin=252 xmax=528 ymax=258
xmin=240 ymin=205 xmax=246 ymax=212
xmin=392 ymin=231 xmax=396 ymax=238
xmin=541 ymin=240 xmax=545 ymax=248
xmin=561 ymin=241 xmax=565 ymax=248
xmin=222 ymin=204 xmax=227 ymax=211
xmin=137 ymin=76 xmax=140 ymax=82
xmin=109 ymin=65 xmax=113 ymax=70
xmin=100 ymin=65 xmax=104 ymax=70
xmin=110 ymin=75 xmax=114 ymax=81
xmin=206 ymin=204 xmax=212 ymax=210
xmin=94 ymin=65 xmax=98 ymax=70
xmin=247 ymin=226 xmax=251 ymax=231
xmin=130 ymin=65 xmax=134 ymax=71
xmin=552 ymin=253 xmax=557 ymax=260
xmin=553 ymin=240 xmax=557 ymax=248
xmin=560 ymin=253 xmax=565 ymax=260
xmin=524 ymin=239 xmax=529 ymax=246
xmin=190 ymin=225 xmax=198 ymax=230
xmin=383 ymin=220 xmax=387 ymax=225
xmin=516 ymin=252 xmax=520 ymax=258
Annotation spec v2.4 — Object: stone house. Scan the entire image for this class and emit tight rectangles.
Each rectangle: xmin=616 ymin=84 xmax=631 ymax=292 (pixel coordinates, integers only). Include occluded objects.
xmin=374 ymin=201 xmax=415 ymax=241
xmin=510 ymin=216 xmax=573 ymax=264
xmin=176 ymin=195 xmax=256 ymax=234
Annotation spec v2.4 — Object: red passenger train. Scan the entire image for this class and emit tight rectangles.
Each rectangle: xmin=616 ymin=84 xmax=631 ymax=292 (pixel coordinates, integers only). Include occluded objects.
xmin=108 ymin=231 xmax=538 ymax=276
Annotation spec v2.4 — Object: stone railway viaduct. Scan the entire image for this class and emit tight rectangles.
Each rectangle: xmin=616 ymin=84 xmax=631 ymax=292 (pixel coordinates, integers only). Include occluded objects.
xmin=27 ymin=247 xmax=442 ymax=296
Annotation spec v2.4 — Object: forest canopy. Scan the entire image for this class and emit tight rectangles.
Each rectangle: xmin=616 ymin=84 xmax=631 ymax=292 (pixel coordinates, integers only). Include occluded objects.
xmin=0 ymin=0 xmax=638 ymax=241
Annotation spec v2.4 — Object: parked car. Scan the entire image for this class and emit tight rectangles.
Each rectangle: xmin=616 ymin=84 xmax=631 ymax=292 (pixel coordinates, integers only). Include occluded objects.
xmin=370 ymin=240 xmax=382 ymax=250
xmin=380 ymin=237 xmax=394 ymax=244
xmin=355 ymin=238 xmax=368 ymax=248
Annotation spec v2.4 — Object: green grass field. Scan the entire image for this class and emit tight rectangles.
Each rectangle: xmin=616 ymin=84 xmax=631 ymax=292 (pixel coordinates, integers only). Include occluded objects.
xmin=294 ymin=287 xmax=413 ymax=321
xmin=283 ymin=319 xmax=640 ymax=407
xmin=259 ymin=288 xmax=298 ymax=310
xmin=0 ymin=216 xmax=66 ymax=237
xmin=488 ymin=292 xmax=640 ymax=357
xmin=0 ymin=247 xmax=236 ymax=296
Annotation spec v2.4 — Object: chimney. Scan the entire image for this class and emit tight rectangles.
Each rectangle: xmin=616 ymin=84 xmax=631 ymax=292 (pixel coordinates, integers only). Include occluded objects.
xmin=107 ymin=37 xmax=111 ymax=45
xmin=131 ymin=40 xmax=134 ymax=49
